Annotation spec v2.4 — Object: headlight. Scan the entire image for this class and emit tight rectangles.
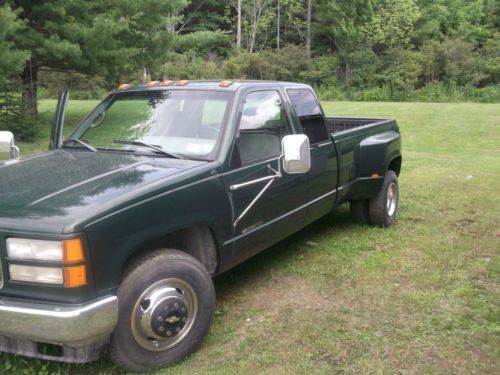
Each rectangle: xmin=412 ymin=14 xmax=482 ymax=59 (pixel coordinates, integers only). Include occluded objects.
xmin=6 ymin=238 xmax=84 ymax=262
xmin=5 ymin=238 xmax=87 ymax=287
xmin=6 ymin=238 xmax=64 ymax=261
xmin=9 ymin=264 xmax=64 ymax=285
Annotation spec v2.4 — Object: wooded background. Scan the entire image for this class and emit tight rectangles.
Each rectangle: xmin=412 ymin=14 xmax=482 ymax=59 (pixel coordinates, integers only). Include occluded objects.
xmin=1 ymin=0 xmax=499 ymax=140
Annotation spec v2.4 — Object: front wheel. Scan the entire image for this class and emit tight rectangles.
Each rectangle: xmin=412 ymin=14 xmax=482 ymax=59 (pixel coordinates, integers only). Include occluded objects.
xmin=369 ymin=170 xmax=399 ymax=227
xmin=109 ymin=249 xmax=215 ymax=372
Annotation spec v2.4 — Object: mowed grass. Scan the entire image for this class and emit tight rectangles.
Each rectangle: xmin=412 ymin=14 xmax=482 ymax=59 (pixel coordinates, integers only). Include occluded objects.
xmin=2 ymin=101 xmax=499 ymax=374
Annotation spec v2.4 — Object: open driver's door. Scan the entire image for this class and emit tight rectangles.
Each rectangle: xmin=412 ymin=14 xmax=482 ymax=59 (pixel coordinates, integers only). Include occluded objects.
xmin=50 ymin=88 xmax=69 ymax=150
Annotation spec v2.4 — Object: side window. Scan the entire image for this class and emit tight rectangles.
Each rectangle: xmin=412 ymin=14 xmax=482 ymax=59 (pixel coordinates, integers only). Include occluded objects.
xmin=287 ymin=89 xmax=329 ymax=144
xmin=235 ymin=90 xmax=291 ymax=165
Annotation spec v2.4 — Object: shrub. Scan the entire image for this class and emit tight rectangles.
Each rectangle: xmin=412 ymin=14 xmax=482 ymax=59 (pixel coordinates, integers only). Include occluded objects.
xmin=0 ymin=81 xmax=36 ymax=141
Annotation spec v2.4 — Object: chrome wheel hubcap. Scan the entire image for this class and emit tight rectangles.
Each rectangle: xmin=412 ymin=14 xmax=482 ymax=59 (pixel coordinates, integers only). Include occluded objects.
xmin=131 ymin=278 xmax=198 ymax=351
xmin=386 ymin=182 xmax=397 ymax=217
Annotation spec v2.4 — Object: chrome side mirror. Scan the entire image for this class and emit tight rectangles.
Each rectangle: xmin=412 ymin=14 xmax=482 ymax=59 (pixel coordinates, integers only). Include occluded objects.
xmin=282 ymin=134 xmax=311 ymax=174
xmin=0 ymin=131 xmax=20 ymax=160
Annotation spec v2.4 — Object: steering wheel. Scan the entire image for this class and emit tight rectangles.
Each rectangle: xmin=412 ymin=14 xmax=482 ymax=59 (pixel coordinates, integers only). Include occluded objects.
xmin=89 ymin=111 xmax=106 ymax=128
xmin=197 ymin=123 xmax=220 ymax=139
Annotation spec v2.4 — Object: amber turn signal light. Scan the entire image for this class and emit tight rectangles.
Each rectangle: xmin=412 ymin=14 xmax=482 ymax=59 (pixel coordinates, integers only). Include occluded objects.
xmin=62 ymin=239 xmax=85 ymax=262
xmin=64 ymin=265 xmax=87 ymax=287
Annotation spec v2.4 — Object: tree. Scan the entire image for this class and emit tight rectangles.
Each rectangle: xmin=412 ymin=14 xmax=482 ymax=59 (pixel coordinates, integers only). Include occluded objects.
xmin=362 ymin=0 xmax=421 ymax=52
xmin=315 ymin=0 xmax=374 ymax=84
xmin=442 ymin=38 xmax=487 ymax=86
xmin=413 ymin=0 xmax=498 ymax=44
xmin=229 ymin=0 xmax=243 ymax=50
xmin=285 ymin=0 xmax=314 ymax=57
xmin=0 ymin=5 xmax=29 ymax=85
xmin=7 ymin=0 xmax=188 ymax=115
xmin=276 ymin=0 xmax=280 ymax=50
xmin=245 ymin=0 xmax=273 ymax=53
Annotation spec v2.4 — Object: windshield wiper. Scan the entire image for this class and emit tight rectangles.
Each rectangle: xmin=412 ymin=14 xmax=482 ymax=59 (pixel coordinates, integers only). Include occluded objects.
xmin=112 ymin=140 xmax=183 ymax=159
xmin=63 ymin=138 xmax=97 ymax=152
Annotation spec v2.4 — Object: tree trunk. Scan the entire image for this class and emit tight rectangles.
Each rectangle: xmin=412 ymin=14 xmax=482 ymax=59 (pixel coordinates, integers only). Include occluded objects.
xmin=237 ymin=0 xmax=242 ymax=51
xmin=276 ymin=0 xmax=280 ymax=50
xmin=21 ymin=59 xmax=38 ymax=118
xmin=249 ymin=25 xmax=257 ymax=53
xmin=345 ymin=59 xmax=350 ymax=86
xmin=306 ymin=0 xmax=312 ymax=58
xmin=249 ymin=1 xmax=258 ymax=53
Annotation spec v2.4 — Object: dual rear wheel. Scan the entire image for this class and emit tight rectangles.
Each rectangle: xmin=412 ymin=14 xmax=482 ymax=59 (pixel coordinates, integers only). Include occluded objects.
xmin=350 ymin=170 xmax=399 ymax=227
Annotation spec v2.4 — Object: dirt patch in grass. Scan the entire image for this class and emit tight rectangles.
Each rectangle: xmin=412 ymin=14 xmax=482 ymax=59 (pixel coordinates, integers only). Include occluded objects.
xmin=243 ymin=275 xmax=337 ymax=316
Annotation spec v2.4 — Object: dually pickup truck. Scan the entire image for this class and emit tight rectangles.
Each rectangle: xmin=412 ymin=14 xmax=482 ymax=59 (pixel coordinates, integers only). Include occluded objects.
xmin=0 ymin=80 xmax=401 ymax=372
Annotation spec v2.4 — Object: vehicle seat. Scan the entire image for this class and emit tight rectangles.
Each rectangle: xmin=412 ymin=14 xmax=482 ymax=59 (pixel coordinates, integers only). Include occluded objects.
xmin=237 ymin=132 xmax=280 ymax=162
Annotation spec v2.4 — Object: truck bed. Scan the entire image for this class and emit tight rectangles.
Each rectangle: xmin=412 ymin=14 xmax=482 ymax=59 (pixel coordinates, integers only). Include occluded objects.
xmin=325 ymin=116 xmax=400 ymax=205
xmin=326 ymin=117 xmax=392 ymax=134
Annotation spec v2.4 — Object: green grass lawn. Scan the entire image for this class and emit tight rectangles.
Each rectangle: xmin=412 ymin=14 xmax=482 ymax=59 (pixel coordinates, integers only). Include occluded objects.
xmin=2 ymin=100 xmax=499 ymax=374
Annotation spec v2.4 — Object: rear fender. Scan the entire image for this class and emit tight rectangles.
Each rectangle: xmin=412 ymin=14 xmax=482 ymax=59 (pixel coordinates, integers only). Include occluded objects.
xmin=359 ymin=131 xmax=401 ymax=177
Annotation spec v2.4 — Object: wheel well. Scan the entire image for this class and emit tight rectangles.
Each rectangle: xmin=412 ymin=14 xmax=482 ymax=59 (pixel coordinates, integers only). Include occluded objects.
xmin=122 ymin=224 xmax=219 ymax=277
xmin=388 ymin=156 xmax=402 ymax=176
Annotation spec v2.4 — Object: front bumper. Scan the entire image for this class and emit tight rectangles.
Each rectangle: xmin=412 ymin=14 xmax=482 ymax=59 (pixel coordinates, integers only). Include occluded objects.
xmin=0 ymin=296 xmax=118 ymax=361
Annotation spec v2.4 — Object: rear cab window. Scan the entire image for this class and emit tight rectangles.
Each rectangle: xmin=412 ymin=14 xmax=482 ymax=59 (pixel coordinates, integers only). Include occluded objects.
xmin=287 ymin=88 xmax=329 ymax=145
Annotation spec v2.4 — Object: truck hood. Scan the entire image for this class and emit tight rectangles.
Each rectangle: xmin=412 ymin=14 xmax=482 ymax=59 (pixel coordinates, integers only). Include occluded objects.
xmin=0 ymin=150 xmax=206 ymax=233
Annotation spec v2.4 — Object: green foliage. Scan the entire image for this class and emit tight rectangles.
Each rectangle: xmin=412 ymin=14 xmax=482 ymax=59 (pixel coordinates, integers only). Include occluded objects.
xmin=37 ymin=71 xmax=107 ymax=100
xmin=163 ymin=53 xmax=221 ymax=80
xmin=173 ymin=31 xmax=233 ymax=57
xmin=441 ymin=38 xmax=487 ymax=86
xmin=414 ymin=0 xmax=498 ymax=44
xmin=0 ymin=83 xmax=36 ymax=141
xmin=8 ymin=0 xmax=189 ymax=81
xmin=315 ymin=0 xmax=374 ymax=54
xmin=0 ymin=5 xmax=30 ymax=84
xmin=362 ymin=0 xmax=421 ymax=51
xmin=377 ymin=48 xmax=424 ymax=90
xmin=222 ymin=46 xmax=316 ymax=82
xmin=481 ymin=34 xmax=500 ymax=84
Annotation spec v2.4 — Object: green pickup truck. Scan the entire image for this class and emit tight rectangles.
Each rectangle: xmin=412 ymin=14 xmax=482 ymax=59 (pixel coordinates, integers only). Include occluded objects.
xmin=0 ymin=80 xmax=401 ymax=372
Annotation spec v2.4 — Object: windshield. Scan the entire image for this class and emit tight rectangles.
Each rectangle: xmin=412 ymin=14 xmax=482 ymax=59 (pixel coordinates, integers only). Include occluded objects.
xmin=67 ymin=90 xmax=234 ymax=160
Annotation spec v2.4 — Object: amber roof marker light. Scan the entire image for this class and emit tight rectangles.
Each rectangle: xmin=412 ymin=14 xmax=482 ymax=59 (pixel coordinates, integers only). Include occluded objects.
xmin=117 ymin=83 xmax=131 ymax=90
xmin=176 ymin=80 xmax=189 ymax=86
xmin=219 ymin=80 xmax=233 ymax=88
xmin=145 ymin=81 xmax=160 ymax=87
xmin=159 ymin=80 xmax=174 ymax=86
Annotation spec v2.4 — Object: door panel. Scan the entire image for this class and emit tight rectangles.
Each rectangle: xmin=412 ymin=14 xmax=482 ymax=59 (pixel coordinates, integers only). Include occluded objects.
xmin=223 ymin=90 xmax=309 ymax=266
xmin=224 ymin=157 xmax=307 ymax=265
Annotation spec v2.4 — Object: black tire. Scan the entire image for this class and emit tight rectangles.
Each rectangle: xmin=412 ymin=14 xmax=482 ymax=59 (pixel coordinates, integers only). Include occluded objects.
xmin=369 ymin=170 xmax=399 ymax=227
xmin=350 ymin=199 xmax=371 ymax=224
xmin=109 ymin=249 xmax=215 ymax=373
